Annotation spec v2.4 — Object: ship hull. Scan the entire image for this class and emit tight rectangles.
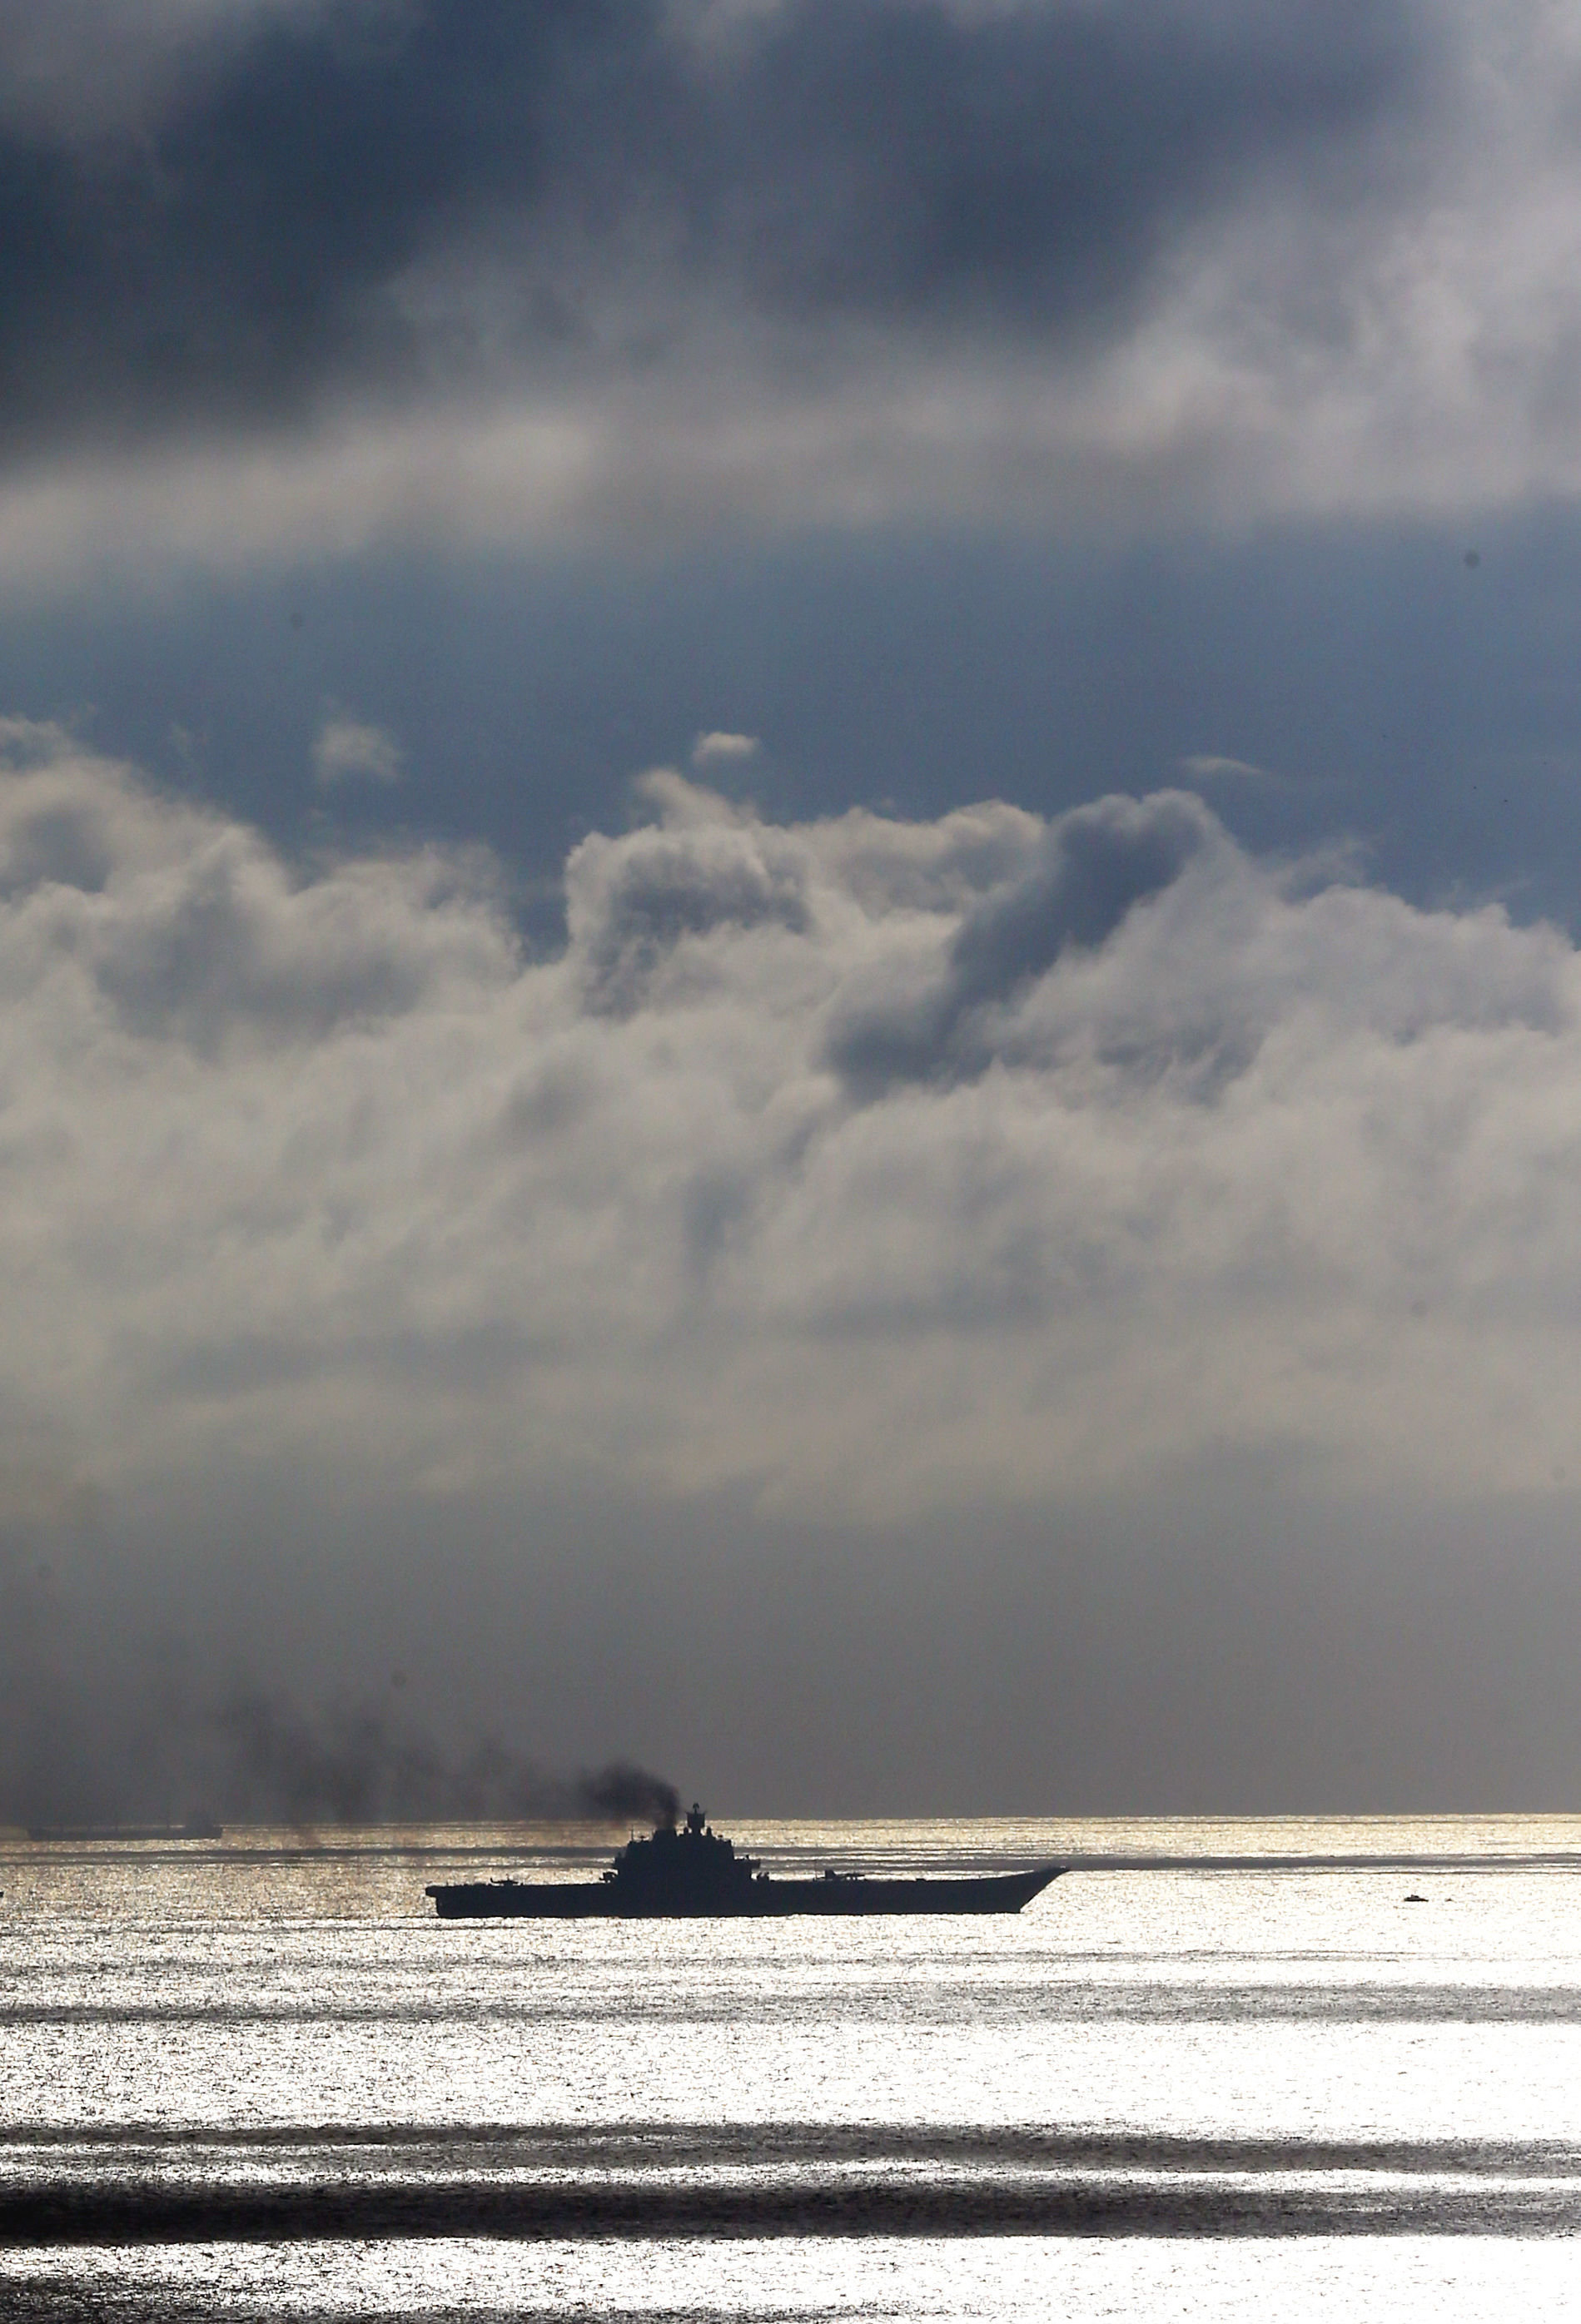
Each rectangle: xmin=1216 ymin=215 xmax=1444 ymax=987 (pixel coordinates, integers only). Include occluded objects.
xmin=425 ymin=1869 xmax=1061 ymax=1919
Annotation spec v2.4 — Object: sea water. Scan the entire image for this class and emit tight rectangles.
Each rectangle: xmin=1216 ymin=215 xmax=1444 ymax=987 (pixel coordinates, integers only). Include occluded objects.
xmin=2 ymin=1816 xmax=1579 ymax=2320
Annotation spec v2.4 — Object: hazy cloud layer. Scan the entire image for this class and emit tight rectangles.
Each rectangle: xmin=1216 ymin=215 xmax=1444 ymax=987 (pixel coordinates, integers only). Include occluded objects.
xmin=2 ymin=723 xmax=1579 ymax=1544
xmin=0 ymin=1 xmax=326 ymax=139
xmin=4 ymin=0 xmax=1581 ymax=569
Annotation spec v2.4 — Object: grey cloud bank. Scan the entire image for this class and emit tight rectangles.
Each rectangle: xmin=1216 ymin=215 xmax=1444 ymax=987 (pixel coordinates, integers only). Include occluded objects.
xmin=2 ymin=725 xmax=1577 ymax=1517
xmin=5 ymin=727 xmax=1581 ymax=1804
xmin=2 ymin=0 xmax=1580 ymax=573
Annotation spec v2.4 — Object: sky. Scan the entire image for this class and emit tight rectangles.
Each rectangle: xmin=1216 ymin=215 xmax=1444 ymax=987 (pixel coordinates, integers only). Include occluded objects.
xmin=7 ymin=0 xmax=1581 ymax=1819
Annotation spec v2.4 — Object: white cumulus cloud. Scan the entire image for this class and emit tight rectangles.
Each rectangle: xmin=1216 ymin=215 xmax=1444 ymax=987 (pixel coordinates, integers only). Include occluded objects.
xmin=312 ymin=713 xmax=404 ymax=787
xmin=1 ymin=723 xmax=1579 ymax=1539
xmin=692 ymin=732 xmax=761 ymax=767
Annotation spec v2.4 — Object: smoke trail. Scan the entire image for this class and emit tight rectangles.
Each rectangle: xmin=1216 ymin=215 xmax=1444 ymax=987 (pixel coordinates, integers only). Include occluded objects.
xmin=206 ymin=1691 xmax=680 ymax=1827
xmin=0 ymin=1642 xmax=679 ymax=1830
xmin=578 ymin=1760 xmax=680 ymax=1829
xmin=0 ymin=1477 xmax=679 ymax=1830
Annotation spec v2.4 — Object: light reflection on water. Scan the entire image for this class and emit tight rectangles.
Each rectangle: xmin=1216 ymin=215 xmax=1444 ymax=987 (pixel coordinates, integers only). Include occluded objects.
xmin=2 ymin=1817 xmax=1580 ymax=2318
xmin=7 ymin=2237 xmax=1581 ymax=2322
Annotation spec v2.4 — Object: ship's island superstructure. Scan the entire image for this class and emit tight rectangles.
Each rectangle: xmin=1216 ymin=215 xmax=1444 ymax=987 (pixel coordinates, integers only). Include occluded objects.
xmin=425 ymin=1802 xmax=1061 ymax=1919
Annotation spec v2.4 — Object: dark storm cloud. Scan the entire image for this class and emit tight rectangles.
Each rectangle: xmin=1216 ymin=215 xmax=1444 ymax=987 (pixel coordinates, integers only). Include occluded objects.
xmin=0 ymin=0 xmax=1421 ymax=459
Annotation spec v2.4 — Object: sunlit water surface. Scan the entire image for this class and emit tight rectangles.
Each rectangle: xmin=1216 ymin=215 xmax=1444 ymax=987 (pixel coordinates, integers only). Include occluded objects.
xmin=2 ymin=1815 xmax=1579 ymax=2319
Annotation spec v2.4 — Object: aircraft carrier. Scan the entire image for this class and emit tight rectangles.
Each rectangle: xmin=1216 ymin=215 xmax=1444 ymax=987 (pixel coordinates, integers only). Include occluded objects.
xmin=425 ymin=1802 xmax=1061 ymax=1918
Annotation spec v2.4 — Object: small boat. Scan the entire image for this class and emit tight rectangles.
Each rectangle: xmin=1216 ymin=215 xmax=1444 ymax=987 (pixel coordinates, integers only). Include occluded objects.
xmin=426 ymin=1803 xmax=1061 ymax=1919
xmin=25 ymin=1820 xmax=224 ymax=1842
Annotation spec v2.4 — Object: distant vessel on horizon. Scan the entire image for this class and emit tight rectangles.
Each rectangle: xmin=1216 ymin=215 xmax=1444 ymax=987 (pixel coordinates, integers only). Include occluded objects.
xmin=25 ymin=1819 xmax=224 ymax=1843
xmin=425 ymin=1802 xmax=1061 ymax=1919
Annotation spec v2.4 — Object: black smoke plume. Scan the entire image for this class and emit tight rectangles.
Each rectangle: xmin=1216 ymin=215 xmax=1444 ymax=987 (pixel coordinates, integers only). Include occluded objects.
xmin=2 ymin=1650 xmax=678 ymax=1831
xmin=578 ymin=1760 xmax=680 ymax=1830
xmin=0 ymin=1523 xmax=678 ymax=1830
xmin=206 ymin=1692 xmax=679 ymax=1827
xmin=192 ymin=1691 xmax=679 ymax=1831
